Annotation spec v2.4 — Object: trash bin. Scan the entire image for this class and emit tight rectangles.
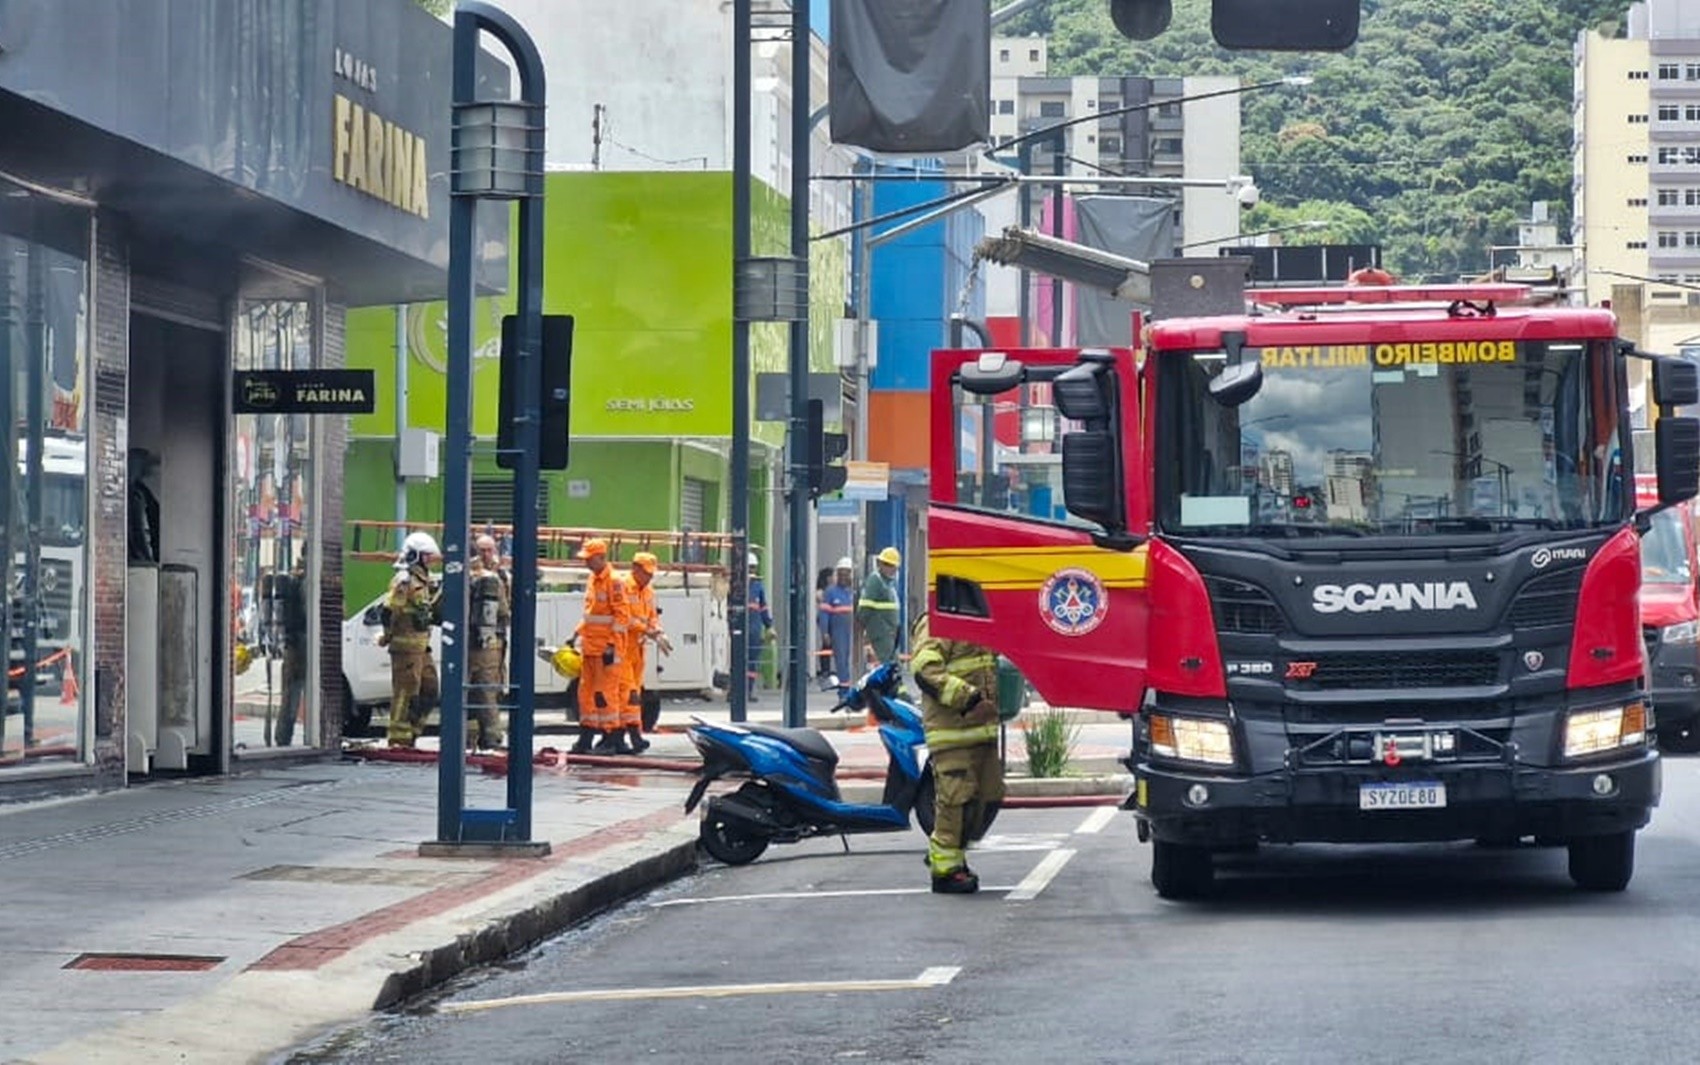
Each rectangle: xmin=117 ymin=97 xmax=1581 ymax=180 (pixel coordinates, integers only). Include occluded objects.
xmin=995 ymin=656 xmax=1025 ymax=722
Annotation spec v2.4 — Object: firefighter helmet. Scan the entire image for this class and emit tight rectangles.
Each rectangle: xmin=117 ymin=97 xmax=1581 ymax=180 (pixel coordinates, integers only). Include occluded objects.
xmin=397 ymin=531 xmax=441 ymax=570
xmin=550 ymin=644 xmax=583 ymax=681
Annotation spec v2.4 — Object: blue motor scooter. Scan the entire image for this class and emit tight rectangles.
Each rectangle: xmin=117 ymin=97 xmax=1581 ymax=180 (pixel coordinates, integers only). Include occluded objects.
xmin=683 ymin=661 xmax=999 ymax=864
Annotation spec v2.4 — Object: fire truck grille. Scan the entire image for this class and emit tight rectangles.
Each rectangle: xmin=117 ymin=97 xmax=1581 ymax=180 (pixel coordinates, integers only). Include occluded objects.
xmin=1205 ymin=577 xmax=1285 ymax=636
xmin=1507 ymin=567 xmax=1582 ymax=629
xmin=1296 ymin=649 xmax=1501 ymax=691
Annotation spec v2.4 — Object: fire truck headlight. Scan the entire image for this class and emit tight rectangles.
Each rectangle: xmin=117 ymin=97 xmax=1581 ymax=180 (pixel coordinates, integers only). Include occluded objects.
xmin=1564 ymin=703 xmax=1648 ymax=759
xmin=1150 ymin=714 xmax=1236 ymax=766
xmin=1662 ymin=620 xmax=1699 ymax=645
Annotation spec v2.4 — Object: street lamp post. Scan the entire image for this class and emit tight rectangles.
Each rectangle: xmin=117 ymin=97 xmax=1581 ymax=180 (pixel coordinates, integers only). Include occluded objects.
xmin=424 ymin=1 xmax=549 ymax=857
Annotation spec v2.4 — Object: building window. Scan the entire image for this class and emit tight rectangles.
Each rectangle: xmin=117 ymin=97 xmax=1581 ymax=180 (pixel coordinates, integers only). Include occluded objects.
xmin=1629 ymin=197 xmax=1648 ymax=207
xmin=1685 ymin=274 xmax=1700 ymax=284
xmin=1660 ymin=274 xmax=1681 ymax=283
xmin=1102 ymin=137 xmax=1122 ymax=156
xmin=1688 ymin=189 xmax=1700 ymax=206
xmin=1660 ymin=231 xmax=1679 ymax=247
xmin=1153 ymin=137 xmax=1183 ymax=155
xmin=1660 ymin=188 xmax=1680 ymax=206
xmin=1630 ymin=240 xmax=1649 ymax=249
xmin=0 ymin=178 xmax=92 ymax=772
xmin=1685 ymin=231 xmax=1700 ymax=247
xmin=1688 ymin=63 xmax=1700 ymax=80
xmin=1630 ymin=69 xmax=1650 ymax=80
xmin=999 ymin=48 xmax=1010 ymax=62
xmin=1659 ymin=147 xmax=1681 ymax=164
xmin=998 ymin=99 xmax=1014 ymax=115
xmin=1038 ymin=101 xmax=1065 ymax=117
xmin=1660 ymin=105 xmax=1680 ymax=121
xmin=1659 ymin=63 xmax=1680 ymax=80
xmin=1630 ymin=113 xmax=1649 ymax=123
xmin=1029 ymin=48 xmax=1040 ymax=61
xmin=1630 ymin=154 xmax=1649 ymax=164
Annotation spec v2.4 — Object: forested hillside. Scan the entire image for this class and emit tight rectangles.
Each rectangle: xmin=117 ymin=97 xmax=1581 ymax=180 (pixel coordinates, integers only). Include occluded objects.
xmin=1000 ymin=0 xmax=1631 ymax=277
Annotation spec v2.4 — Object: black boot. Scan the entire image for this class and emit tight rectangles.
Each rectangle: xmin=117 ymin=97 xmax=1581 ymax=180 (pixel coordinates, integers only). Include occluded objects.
xmin=931 ymin=867 xmax=980 ymax=894
xmin=627 ymin=726 xmax=651 ymax=753
xmin=594 ymin=729 xmax=633 ymax=755
xmin=570 ymin=729 xmax=596 ymax=754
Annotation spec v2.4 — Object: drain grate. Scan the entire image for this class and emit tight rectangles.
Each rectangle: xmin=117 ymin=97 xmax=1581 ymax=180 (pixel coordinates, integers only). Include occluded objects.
xmin=239 ymin=864 xmax=479 ymax=888
xmin=65 ymin=952 xmax=225 ymax=972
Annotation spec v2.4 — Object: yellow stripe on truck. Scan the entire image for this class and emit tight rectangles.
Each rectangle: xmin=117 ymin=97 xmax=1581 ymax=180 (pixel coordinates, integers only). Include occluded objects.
xmin=927 ymin=543 xmax=1148 ymax=591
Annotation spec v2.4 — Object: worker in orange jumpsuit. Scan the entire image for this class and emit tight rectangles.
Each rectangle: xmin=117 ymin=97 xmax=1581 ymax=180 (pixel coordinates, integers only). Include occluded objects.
xmin=619 ymin=551 xmax=669 ymax=754
xmin=570 ymin=538 xmax=632 ymax=755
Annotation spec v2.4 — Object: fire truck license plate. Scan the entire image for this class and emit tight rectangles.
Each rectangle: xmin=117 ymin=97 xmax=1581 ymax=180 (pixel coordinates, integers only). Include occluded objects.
xmin=1359 ymin=782 xmax=1446 ymax=810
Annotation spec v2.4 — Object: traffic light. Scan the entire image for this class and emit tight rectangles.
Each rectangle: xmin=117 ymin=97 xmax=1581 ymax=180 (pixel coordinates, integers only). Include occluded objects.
xmin=1109 ymin=0 xmax=1359 ymax=51
xmin=1108 ymin=0 xmax=1170 ymax=41
xmin=806 ymin=398 xmax=849 ymax=500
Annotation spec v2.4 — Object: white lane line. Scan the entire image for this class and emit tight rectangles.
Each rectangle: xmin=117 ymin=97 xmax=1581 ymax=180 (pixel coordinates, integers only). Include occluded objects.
xmin=442 ymin=967 xmax=963 ymax=1013
xmin=1075 ymin=807 xmax=1119 ymax=835
xmin=652 ymin=887 xmax=1020 ymax=907
xmin=1006 ymin=848 xmax=1076 ymax=902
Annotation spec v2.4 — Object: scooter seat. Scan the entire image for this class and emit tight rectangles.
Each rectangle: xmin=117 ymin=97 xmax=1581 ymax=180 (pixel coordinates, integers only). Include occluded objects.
xmin=744 ymin=723 xmax=839 ymax=764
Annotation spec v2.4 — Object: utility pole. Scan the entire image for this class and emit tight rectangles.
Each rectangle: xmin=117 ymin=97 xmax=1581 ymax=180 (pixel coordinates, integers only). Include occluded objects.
xmin=729 ymin=0 xmax=752 ymax=724
xmin=784 ymin=0 xmax=812 ymax=730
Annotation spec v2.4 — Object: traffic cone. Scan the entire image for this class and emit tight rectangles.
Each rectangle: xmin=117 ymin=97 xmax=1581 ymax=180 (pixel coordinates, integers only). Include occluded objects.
xmin=60 ymin=662 xmax=79 ymax=706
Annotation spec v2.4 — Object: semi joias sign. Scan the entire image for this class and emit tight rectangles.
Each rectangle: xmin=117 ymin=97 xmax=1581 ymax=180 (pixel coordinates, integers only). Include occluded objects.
xmin=234 ymin=370 xmax=377 ymax=414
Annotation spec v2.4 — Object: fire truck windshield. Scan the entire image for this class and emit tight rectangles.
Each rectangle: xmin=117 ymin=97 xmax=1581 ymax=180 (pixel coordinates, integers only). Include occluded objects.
xmin=1156 ymin=338 xmax=1626 ymax=538
xmin=39 ymin=472 xmax=85 ymax=546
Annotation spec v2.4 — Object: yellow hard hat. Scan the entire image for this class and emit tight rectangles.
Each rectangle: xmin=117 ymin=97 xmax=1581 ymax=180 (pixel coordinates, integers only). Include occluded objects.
xmin=876 ymin=547 xmax=902 ymax=567
xmin=632 ymin=551 xmax=659 ymax=574
xmin=551 ymin=644 xmax=583 ymax=681
xmin=234 ymin=643 xmax=253 ymax=676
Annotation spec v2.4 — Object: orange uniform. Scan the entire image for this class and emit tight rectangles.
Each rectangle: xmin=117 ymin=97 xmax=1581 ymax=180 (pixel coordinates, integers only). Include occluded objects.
xmin=577 ymin=559 xmax=630 ymax=733
xmin=621 ymin=573 xmax=658 ymax=728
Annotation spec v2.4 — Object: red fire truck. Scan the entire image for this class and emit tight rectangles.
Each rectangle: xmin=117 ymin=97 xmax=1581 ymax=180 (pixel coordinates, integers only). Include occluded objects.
xmin=1635 ymin=474 xmax=1700 ymax=751
xmin=928 ymin=281 xmax=1700 ymax=898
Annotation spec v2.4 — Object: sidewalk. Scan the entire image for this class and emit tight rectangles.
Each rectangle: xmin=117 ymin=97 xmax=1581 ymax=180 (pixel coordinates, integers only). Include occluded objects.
xmin=0 ymin=695 xmax=1133 ymax=1065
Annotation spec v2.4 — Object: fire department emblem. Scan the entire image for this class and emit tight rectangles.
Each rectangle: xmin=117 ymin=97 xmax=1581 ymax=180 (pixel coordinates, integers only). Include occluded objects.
xmin=1040 ymin=568 xmax=1107 ymax=637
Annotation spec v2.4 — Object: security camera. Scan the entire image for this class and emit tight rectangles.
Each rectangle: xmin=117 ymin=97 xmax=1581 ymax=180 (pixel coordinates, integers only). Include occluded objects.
xmin=1236 ymin=183 xmax=1261 ymax=210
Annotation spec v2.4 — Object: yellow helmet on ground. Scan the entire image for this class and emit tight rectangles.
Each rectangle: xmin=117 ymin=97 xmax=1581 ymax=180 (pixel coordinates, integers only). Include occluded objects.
xmin=550 ymin=644 xmax=583 ymax=681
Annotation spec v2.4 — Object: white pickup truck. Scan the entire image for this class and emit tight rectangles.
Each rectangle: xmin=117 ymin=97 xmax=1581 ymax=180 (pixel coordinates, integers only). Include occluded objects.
xmin=339 ymin=574 xmax=728 ymax=733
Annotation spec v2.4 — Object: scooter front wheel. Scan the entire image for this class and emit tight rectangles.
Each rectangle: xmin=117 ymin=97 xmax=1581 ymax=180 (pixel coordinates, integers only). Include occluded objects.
xmin=700 ymin=814 xmax=770 ymax=865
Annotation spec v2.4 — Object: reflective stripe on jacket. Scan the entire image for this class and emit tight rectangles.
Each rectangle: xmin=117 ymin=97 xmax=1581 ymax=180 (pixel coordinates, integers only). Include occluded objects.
xmin=912 ymin=637 xmax=999 ymax=751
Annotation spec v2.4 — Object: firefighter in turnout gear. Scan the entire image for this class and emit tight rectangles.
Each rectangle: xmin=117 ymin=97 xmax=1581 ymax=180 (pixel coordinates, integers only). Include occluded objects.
xmin=380 ymin=531 xmax=442 ymax=748
xmin=466 ymin=534 xmax=510 ymax=750
xmin=618 ymin=552 xmax=668 ymax=753
xmin=571 ymin=538 xmax=631 ymax=755
xmin=267 ymin=545 xmax=310 ymax=747
xmin=910 ymin=615 xmax=1004 ymax=894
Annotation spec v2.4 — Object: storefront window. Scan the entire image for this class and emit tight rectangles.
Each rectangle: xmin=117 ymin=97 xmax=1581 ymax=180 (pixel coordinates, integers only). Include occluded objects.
xmin=1 ymin=178 xmax=91 ymax=769
xmin=231 ymin=294 xmax=318 ymax=751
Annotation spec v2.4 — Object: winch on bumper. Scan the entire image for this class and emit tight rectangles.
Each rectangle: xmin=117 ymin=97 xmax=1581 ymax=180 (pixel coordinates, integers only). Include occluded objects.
xmin=1123 ymin=718 xmax=1661 ymax=846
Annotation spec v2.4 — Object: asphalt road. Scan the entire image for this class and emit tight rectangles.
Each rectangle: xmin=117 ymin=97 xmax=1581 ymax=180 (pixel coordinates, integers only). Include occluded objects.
xmin=293 ymin=756 xmax=1700 ymax=1065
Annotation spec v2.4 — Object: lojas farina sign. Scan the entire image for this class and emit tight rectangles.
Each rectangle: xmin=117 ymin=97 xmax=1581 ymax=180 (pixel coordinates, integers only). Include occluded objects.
xmin=234 ymin=370 xmax=377 ymax=414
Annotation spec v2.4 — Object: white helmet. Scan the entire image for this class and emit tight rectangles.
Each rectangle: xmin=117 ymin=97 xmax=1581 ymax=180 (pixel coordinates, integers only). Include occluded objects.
xmin=398 ymin=531 xmax=441 ymax=569
xmin=835 ymin=556 xmax=854 ymax=570
xmin=748 ymin=551 xmax=760 ymax=568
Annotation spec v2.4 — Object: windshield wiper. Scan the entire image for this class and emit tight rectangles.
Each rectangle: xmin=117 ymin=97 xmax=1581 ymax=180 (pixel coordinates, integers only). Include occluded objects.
xmin=1243 ymin=522 xmax=1370 ymax=539
xmin=1423 ymin=517 xmax=1564 ymax=533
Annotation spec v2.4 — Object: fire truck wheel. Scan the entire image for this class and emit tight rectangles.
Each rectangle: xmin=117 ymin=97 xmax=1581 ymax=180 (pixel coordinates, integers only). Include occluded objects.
xmin=1151 ymin=839 xmax=1215 ymax=900
xmin=1568 ymin=831 xmax=1635 ymax=892
xmin=1658 ymin=723 xmax=1700 ymax=754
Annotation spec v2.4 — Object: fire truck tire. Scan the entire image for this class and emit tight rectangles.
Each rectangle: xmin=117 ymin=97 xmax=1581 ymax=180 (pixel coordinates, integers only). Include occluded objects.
xmin=1151 ymin=839 xmax=1215 ymax=900
xmin=1568 ymin=831 xmax=1635 ymax=892
xmin=1658 ymin=723 xmax=1700 ymax=754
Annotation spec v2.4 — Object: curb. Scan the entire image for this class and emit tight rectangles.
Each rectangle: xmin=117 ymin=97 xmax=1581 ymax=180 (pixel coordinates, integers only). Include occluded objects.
xmin=371 ymin=833 xmax=700 ymax=1011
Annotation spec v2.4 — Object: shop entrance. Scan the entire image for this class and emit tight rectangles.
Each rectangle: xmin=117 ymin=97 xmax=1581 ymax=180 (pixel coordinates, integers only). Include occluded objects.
xmin=126 ymin=311 xmax=226 ymax=775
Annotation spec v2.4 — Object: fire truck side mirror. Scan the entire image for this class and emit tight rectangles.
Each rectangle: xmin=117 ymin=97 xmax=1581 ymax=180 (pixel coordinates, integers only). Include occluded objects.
xmin=1652 ymin=356 xmax=1700 ymax=409
xmin=1208 ymin=361 xmax=1264 ymax=408
xmin=1061 ymin=431 xmax=1123 ymax=533
xmin=959 ymin=354 xmax=1026 ymax=396
xmin=1655 ymin=417 xmax=1700 ymax=508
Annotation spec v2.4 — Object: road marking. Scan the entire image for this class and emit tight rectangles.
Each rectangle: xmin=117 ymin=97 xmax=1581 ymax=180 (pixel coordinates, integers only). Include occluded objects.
xmin=441 ymin=967 xmax=963 ymax=1013
xmin=1075 ymin=807 xmax=1119 ymax=834
xmin=652 ymin=887 xmax=1019 ymax=907
xmin=1006 ymin=848 xmax=1076 ymax=902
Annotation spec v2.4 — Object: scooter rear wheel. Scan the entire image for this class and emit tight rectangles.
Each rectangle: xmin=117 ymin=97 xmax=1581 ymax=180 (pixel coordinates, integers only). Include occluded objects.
xmin=700 ymin=815 xmax=770 ymax=865
xmin=913 ymin=767 xmax=1000 ymax=842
